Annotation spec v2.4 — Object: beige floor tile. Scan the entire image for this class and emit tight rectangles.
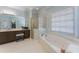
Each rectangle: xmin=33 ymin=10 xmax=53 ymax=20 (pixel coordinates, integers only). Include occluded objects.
xmin=0 ymin=39 xmax=48 ymax=53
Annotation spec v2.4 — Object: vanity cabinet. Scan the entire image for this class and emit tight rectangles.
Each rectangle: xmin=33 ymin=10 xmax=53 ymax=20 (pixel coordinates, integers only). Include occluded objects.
xmin=0 ymin=29 xmax=30 ymax=44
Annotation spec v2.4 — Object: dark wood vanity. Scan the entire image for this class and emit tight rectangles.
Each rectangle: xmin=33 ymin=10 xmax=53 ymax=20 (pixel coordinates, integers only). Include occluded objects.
xmin=0 ymin=29 xmax=30 ymax=44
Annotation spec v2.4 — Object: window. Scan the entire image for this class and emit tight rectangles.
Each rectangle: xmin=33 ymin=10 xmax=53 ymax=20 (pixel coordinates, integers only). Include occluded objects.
xmin=51 ymin=8 xmax=74 ymax=34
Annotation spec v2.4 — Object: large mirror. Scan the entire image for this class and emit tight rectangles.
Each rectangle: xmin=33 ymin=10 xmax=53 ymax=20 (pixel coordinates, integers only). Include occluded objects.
xmin=0 ymin=14 xmax=26 ymax=29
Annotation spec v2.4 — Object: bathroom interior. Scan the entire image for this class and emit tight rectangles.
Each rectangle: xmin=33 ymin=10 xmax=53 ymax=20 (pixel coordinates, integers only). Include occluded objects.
xmin=0 ymin=6 xmax=78 ymax=53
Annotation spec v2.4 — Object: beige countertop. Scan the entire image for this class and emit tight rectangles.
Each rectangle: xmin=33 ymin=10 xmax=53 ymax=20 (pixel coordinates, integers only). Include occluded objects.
xmin=0 ymin=28 xmax=28 ymax=32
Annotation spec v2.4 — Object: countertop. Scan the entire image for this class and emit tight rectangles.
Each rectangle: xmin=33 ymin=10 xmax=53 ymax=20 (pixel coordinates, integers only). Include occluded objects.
xmin=0 ymin=28 xmax=28 ymax=32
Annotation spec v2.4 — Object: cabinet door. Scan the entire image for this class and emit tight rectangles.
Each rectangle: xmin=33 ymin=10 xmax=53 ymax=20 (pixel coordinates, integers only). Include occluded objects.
xmin=24 ymin=30 xmax=30 ymax=38
xmin=0 ymin=32 xmax=8 ymax=44
xmin=7 ymin=31 xmax=16 ymax=42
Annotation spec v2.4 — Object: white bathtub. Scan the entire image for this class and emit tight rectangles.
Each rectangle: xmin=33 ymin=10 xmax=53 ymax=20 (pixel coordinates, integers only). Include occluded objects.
xmin=39 ymin=33 xmax=75 ymax=53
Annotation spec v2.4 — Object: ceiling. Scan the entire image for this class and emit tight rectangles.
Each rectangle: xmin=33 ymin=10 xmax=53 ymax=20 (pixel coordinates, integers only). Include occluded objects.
xmin=6 ymin=6 xmax=73 ymax=13
xmin=7 ymin=6 xmax=41 ymax=11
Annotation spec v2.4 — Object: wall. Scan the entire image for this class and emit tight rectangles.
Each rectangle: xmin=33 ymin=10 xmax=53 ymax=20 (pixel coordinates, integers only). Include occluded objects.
xmin=32 ymin=8 xmax=39 ymax=28
xmin=24 ymin=9 xmax=30 ymax=27
xmin=30 ymin=8 xmax=39 ymax=38
xmin=74 ymin=7 xmax=79 ymax=38
xmin=38 ymin=7 xmax=53 ymax=33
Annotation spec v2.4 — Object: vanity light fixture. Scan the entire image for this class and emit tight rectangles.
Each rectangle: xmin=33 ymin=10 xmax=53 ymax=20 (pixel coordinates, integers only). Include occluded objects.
xmin=0 ymin=10 xmax=16 ymax=15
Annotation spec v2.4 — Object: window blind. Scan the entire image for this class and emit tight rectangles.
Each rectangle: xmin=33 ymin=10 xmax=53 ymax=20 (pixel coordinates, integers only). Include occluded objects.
xmin=51 ymin=8 xmax=74 ymax=34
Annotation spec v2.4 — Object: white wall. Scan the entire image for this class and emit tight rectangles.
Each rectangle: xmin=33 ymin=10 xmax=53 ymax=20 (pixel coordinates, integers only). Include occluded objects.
xmin=74 ymin=7 xmax=79 ymax=38
xmin=24 ymin=9 xmax=30 ymax=27
xmin=38 ymin=7 xmax=52 ymax=33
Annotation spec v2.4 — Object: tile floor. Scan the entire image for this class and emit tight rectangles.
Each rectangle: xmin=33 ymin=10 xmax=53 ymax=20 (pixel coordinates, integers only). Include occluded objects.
xmin=0 ymin=39 xmax=48 ymax=53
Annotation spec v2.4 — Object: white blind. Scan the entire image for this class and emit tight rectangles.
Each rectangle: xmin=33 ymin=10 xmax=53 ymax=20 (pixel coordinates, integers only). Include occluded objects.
xmin=51 ymin=8 xmax=74 ymax=34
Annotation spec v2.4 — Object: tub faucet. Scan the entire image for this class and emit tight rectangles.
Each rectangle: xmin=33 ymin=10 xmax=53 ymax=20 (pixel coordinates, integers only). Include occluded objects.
xmin=41 ymin=33 xmax=47 ymax=36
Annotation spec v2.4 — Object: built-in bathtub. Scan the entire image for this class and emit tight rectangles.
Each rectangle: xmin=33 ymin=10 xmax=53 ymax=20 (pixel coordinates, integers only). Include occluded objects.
xmin=39 ymin=32 xmax=79 ymax=53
